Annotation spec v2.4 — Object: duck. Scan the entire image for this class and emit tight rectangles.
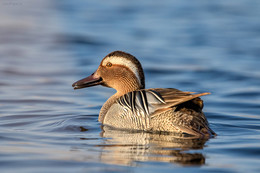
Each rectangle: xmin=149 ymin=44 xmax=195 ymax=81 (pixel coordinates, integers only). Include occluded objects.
xmin=72 ymin=51 xmax=216 ymax=137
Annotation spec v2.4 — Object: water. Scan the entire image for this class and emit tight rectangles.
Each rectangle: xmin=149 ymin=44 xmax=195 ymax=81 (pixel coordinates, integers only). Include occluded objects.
xmin=1 ymin=0 xmax=260 ymax=172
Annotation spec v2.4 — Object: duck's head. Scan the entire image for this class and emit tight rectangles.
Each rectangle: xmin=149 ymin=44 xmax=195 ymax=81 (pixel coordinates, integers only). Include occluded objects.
xmin=72 ymin=51 xmax=145 ymax=95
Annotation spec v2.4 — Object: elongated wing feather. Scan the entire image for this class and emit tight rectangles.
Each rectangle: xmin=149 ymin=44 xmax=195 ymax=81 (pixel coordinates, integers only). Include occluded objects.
xmin=117 ymin=89 xmax=166 ymax=115
xmin=149 ymin=88 xmax=210 ymax=110
xmin=116 ymin=88 xmax=209 ymax=118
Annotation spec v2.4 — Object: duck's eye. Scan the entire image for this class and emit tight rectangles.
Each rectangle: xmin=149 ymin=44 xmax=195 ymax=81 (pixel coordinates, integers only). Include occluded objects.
xmin=106 ymin=62 xmax=112 ymax=67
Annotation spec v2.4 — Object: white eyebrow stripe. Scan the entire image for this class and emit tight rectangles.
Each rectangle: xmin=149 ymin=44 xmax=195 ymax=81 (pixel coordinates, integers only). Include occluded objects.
xmin=102 ymin=56 xmax=141 ymax=86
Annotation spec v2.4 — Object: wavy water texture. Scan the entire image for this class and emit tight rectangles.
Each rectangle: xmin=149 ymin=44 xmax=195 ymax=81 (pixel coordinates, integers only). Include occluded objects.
xmin=0 ymin=0 xmax=260 ymax=173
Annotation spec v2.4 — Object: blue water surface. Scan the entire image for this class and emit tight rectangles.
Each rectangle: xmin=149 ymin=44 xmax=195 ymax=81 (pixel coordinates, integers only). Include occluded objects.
xmin=0 ymin=0 xmax=260 ymax=173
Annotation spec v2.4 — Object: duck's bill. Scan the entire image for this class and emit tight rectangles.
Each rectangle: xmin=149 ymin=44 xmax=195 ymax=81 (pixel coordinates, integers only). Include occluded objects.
xmin=72 ymin=73 xmax=103 ymax=89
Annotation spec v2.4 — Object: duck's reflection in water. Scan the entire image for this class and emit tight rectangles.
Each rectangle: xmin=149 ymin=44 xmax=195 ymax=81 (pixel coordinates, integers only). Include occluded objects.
xmin=97 ymin=126 xmax=208 ymax=166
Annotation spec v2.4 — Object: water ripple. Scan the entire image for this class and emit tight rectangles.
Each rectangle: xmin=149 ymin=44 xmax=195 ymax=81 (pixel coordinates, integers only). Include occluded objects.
xmin=1 ymin=0 xmax=260 ymax=172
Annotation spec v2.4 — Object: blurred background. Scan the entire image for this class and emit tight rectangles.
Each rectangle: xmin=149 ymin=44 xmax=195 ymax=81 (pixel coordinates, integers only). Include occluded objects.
xmin=0 ymin=0 xmax=260 ymax=173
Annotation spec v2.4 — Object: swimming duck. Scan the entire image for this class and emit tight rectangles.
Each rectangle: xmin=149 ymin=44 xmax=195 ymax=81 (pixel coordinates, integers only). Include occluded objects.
xmin=72 ymin=51 xmax=215 ymax=137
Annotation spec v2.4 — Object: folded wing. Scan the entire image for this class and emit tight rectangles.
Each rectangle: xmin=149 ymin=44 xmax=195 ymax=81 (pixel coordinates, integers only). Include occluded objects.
xmin=117 ymin=88 xmax=210 ymax=116
xmin=109 ymin=88 xmax=210 ymax=132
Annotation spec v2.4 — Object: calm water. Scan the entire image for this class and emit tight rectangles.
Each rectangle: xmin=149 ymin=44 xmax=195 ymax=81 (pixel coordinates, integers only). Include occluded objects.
xmin=1 ymin=0 xmax=260 ymax=173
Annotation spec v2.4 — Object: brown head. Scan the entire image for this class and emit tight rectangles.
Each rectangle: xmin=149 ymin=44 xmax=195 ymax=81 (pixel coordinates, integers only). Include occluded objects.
xmin=72 ymin=51 xmax=145 ymax=96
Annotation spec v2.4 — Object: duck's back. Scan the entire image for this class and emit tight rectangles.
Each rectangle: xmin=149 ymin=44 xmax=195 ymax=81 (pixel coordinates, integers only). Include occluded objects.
xmin=102 ymin=88 xmax=215 ymax=137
